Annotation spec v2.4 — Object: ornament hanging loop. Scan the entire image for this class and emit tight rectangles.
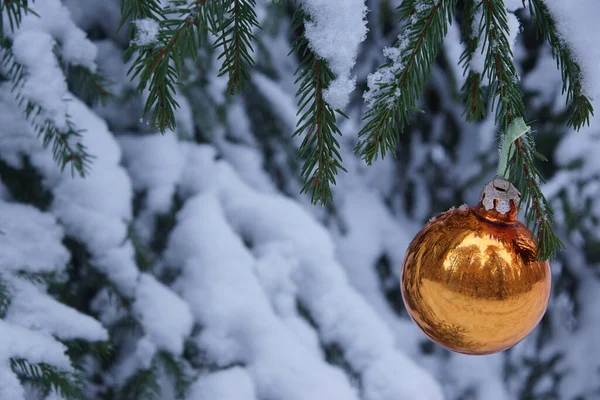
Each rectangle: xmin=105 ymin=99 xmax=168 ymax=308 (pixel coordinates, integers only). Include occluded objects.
xmin=497 ymin=118 xmax=531 ymax=179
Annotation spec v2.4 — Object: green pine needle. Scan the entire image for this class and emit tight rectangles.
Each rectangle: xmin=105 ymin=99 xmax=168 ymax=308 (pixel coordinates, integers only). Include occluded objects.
xmin=123 ymin=0 xmax=214 ymax=132
xmin=0 ymin=274 xmax=10 ymax=318
xmin=461 ymin=71 xmax=486 ymax=121
xmin=291 ymin=9 xmax=347 ymax=205
xmin=458 ymin=0 xmax=486 ymax=121
xmin=0 ymin=0 xmax=38 ymax=40
xmin=63 ymin=63 xmax=114 ymax=107
xmin=511 ymin=133 xmax=565 ymax=260
xmin=1 ymin=46 xmax=92 ymax=177
xmin=158 ymin=351 xmax=196 ymax=398
xmin=479 ymin=0 xmax=524 ymax=128
xmin=11 ymin=358 xmax=84 ymax=399
xmin=478 ymin=0 xmax=563 ymax=260
xmin=117 ymin=355 xmax=161 ymax=400
xmin=216 ymin=0 xmax=260 ymax=94
xmin=355 ymin=0 xmax=458 ymax=164
xmin=526 ymin=0 xmax=594 ymax=130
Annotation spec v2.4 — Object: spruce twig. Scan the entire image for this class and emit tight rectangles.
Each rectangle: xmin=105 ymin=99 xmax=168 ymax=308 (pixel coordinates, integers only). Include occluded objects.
xmin=0 ymin=0 xmax=38 ymax=40
xmin=459 ymin=0 xmax=485 ymax=121
xmin=11 ymin=358 xmax=83 ymax=399
xmin=117 ymin=355 xmax=161 ymax=400
xmin=479 ymin=0 xmax=563 ymax=260
xmin=216 ymin=0 xmax=260 ymax=94
xmin=0 ymin=273 xmax=10 ymax=318
xmin=291 ymin=9 xmax=347 ymax=204
xmin=526 ymin=0 xmax=593 ymax=130
xmin=356 ymin=0 xmax=457 ymax=164
xmin=123 ymin=0 xmax=217 ymax=132
xmin=1 ymin=47 xmax=92 ymax=177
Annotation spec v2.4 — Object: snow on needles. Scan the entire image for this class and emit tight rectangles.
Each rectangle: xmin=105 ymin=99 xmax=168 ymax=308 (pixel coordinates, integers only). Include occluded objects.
xmin=19 ymin=0 xmax=98 ymax=71
xmin=166 ymin=143 xmax=443 ymax=400
xmin=133 ymin=18 xmax=160 ymax=46
xmin=544 ymin=0 xmax=600 ymax=99
xmin=301 ymin=0 xmax=368 ymax=109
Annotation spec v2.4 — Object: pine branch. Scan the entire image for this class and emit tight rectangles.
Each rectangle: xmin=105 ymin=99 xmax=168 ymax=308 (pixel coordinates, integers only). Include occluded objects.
xmin=458 ymin=0 xmax=485 ymax=121
xmin=479 ymin=1 xmax=563 ymax=260
xmin=291 ymin=9 xmax=347 ymax=204
xmin=65 ymin=339 xmax=114 ymax=370
xmin=355 ymin=0 xmax=457 ymax=164
xmin=526 ymin=0 xmax=593 ymax=130
xmin=124 ymin=1 xmax=214 ymax=132
xmin=15 ymin=270 xmax=60 ymax=286
xmin=479 ymin=0 xmax=524 ymax=128
xmin=512 ymin=133 xmax=565 ymax=260
xmin=158 ymin=351 xmax=195 ymax=398
xmin=0 ymin=0 xmax=38 ymax=40
xmin=118 ymin=0 xmax=163 ymax=31
xmin=62 ymin=63 xmax=113 ymax=107
xmin=0 ymin=273 xmax=11 ymax=318
xmin=461 ymin=71 xmax=486 ymax=121
xmin=216 ymin=0 xmax=260 ymax=94
xmin=1 ymin=46 xmax=92 ymax=177
xmin=117 ymin=355 xmax=161 ymax=400
xmin=11 ymin=358 xmax=83 ymax=399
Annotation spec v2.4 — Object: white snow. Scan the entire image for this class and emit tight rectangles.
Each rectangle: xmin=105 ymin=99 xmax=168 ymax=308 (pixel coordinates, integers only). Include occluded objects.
xmin=544 ymin=0 xmax=600 ymax=98
xmin=165 ymin=192 xmax=361 ymax=400
xmin=300 ymin=0 xmax=368 ymax=109
xmin=6 ymin=279 xmax=108 ymax=342
xmin=0 ymin=320 xmax=72 ymax=371
xmin=470 ymin=7 xmax=521 ymax=75
xmin=119 ymin=132 xmax=184 ymax=213
xmin=11 ymin=31 xmax=69 ymax=131
xmin=92 ymin=242 xmax=140 ymax=295
xmin=187 ymin=368 xmax=257 ymax=400
xmin=0 ymin=202 xmax=68 ymax=274
xmin=19 ymin=0 xmax=98 ymax=71
xmin=133 ymin=18 xmax=160 ymax=46
xmin=364 ymin=38 xmax=409 ymax=107
xmin=165 ymin=144 xmax=444 ymax=400
xmin=133 ymin=273 xmax=194 ymax=355
xmin=0 ymin=366 xmax=26 ymax=400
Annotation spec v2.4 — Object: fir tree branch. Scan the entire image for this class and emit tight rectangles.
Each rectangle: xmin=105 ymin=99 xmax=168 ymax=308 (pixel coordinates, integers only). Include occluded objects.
xmin=511 ymin=133 xmax=565 ymax=260
xmin=458 ymin=0 xmax=485 ymax=121
xmin=291 ymin=9 xmax=347 ymax=204
xmin=15 ymin=270 xmax=60 ymax=286
xmin=118 ymin=0 xmax=163 ymax=31
xmin=1 ymin=46 xmax=92 ymax=177
xmin=11 ymin=358 xmax=83 ymax=399
xmin=479 ymin=0 xmax=563 ymax=260
xmin=479 ymin=0 xmax=524 ymax=128
xmin=124 ymin=1 xmax=214 ymax=132
xmin=117 ymin=355 xmax=161 ymax=400
xmin=461 ymin=71 xmax=486 ymax=121
xmin=0 ymin=0 xmax=38 ymax=40
xmin=526 ymin=0 xmax=594 ymax=130
xmin=64 ymin=339 xmax=114 ymax=370
xmin=356 ymin=0 xmax=457 ymax=164
xmin=0 ymin=273 xmax=11 ymax=318
xmin=158 ymin=351 xmax=195 ymax=398
xmin=62 ymin=63 xmax=113 ymax=107
xmin=216 ymin=0 xmax=259 ymax=94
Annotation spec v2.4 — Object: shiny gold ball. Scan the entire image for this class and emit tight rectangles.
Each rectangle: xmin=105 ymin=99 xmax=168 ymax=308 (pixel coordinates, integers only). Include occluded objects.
xmin=401 ymin=180 xmax=551 ymax=355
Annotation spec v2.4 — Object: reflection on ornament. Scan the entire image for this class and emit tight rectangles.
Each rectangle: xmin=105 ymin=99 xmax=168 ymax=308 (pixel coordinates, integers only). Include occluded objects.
xmin=401 ymin=178 xmax=551 ymax=355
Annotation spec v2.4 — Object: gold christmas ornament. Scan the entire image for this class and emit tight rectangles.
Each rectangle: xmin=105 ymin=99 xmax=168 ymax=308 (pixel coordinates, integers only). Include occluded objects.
xmin=401 ymin=178 xmax=551 ymax=355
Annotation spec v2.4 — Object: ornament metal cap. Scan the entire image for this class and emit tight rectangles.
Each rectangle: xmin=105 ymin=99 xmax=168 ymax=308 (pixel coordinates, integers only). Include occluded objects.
xmin=478 ymin=178 xmax=521 ymax=222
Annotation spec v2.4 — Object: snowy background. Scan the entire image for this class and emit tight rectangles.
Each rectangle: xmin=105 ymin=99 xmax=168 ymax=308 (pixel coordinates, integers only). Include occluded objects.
xmin=1 ymin=0 xmax=600 ymax=399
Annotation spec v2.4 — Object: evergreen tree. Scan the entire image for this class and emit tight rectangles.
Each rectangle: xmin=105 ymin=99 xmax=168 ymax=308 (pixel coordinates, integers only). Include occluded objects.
xmin=1 ymin=0 xmax=599 ymax=399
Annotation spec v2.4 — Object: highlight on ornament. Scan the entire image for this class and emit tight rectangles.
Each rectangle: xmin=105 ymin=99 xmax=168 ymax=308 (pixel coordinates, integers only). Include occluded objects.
xmin=400 ymin=178 xmax=551 ymax=355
